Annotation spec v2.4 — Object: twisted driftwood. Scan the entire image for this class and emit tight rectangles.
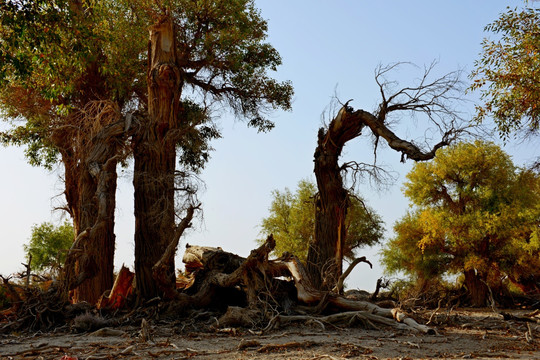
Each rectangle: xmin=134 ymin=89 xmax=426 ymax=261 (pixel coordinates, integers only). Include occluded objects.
xmin=173 ymin=235 xmax=434 ymax=334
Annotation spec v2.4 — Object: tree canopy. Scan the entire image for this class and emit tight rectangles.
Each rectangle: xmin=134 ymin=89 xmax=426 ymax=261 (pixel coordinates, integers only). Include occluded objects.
xmin=259 ymin=179 xmax=384 ymax=262
xmin=382 ymin=141 xmax=540 ymax=305
xmin=470 ymin=6 xmax=540 ymax=140
xmin=0 ymin=0 xmax=293 ymax=303
xmin=24 ymin=221 xmax=74 ymax=273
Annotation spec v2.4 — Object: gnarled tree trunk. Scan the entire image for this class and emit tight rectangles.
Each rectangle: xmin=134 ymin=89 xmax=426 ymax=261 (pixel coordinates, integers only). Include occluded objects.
xmin=133 ymin=16 xmax=181 ymax=301
xmin=307 ymin=127 xmax=352 ymax=290
xmin=308 ymin=96 xmax=455 ymax=290
xmin=74 ymin=133 xmax=120 ymax=303
xmin=60 ymin=107 xmax=131 ymax=303
xmin=307 ymin=107 xmax=365 ymax=290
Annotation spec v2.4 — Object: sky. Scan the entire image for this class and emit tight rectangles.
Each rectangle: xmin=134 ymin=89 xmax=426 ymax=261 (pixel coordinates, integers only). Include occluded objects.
xmin=1 ymin=0 xmax=538 ymax=291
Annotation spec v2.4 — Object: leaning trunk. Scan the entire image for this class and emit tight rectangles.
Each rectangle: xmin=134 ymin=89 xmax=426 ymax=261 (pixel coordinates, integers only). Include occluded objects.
xmin=133 ymin=16 xmax=181 ymax=301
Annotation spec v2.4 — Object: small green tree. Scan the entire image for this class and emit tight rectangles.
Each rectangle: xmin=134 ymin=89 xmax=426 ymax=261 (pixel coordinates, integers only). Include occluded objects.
xmin=470 ymin=6 xmax=540 ymax=139
xmin=259 ymin=179 xmax=384 ymax=262
xmin=24 ymin=221 xmax=74 ymax=273
xmin=382 ymin=141 xmax=540 ymax=306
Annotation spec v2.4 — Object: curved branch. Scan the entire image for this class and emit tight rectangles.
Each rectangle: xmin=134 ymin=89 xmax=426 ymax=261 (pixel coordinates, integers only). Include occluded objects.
xmin=333 ymin=256 xmax=373 ymax=294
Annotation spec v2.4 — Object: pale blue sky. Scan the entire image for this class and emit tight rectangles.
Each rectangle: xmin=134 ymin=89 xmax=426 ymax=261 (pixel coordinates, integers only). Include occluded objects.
xmin=1 ymin=1 xmax=537 ymax=290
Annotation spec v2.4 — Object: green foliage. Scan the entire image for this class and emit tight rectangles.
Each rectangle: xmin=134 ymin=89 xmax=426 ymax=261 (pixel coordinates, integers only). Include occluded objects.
xmin=0 ymin=0 xmax=292 ymax=169
xmin=169 ymin=0 xmax=293 ymax=131
xmin=382 ymin=141 xmax=540 ymax=295
xmin=259 ymin=179 xmax=384 ymax=262
xmin=24 ymin=221 xmax=74 ymax=272
xmin=0 ymin=0 xmax=148 ymax=168
xmin=470 ymin=6 xmax=540 ymax=140
xmin=381 ymin=211 xmax=451 ymax=282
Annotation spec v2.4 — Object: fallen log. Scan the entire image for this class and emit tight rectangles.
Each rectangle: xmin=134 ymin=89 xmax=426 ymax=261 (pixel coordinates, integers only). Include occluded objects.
xmin=172 ymin=236 xmax=434 ymax=334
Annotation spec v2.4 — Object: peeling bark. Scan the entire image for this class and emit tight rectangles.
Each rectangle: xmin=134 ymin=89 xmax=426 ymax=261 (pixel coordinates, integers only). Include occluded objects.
xmin=133 ymin=16 xmax=182 ymax=301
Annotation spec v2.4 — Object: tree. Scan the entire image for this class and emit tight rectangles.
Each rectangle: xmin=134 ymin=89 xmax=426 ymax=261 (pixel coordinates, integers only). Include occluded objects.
xmin=470 ymin=6 xmax=540 ymax=140
xmin=382 ymin=141 xmax=540 ymax=306
xmin=133 ymin=1 xmax=293 ymax=301
xmin=259 ymin=179 xmax=384 ymax=263
xmin=307 ymin=62 xmax=467 ymax=290
xmin=0 ymin=0 xmax=292 ymax=303
xmin=381 ymin=210 xmax=453 ymax=294
xmin=0 ymin=0 xmax=148 ymax=302
xmin=24 ymin=221 xmax=74 ymax=273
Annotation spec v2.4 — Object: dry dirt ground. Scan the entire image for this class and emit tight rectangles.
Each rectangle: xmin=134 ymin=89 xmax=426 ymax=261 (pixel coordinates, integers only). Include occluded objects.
xmin=1 ymin=309 xmax=539 ymax=360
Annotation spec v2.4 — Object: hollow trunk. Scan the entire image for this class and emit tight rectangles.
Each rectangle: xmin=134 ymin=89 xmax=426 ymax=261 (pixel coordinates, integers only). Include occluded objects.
xmin=464 ymin=269 xmax=489 ymax=307
xmin=307 ymin=128 xmax=348 ymax=290
xmin=133 ymin=16 xmax=181 ymax=301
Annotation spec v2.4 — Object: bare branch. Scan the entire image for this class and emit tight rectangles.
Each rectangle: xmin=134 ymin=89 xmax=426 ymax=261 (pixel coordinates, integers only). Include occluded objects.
xmin=333 ymin=256 xmax=372 ymax=294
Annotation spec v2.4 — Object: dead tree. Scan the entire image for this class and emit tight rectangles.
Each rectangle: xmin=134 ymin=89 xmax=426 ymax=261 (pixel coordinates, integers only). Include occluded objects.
xmin=173 ymin=236 xmax=434 ymax=334
xmin=308 ymin=62 xmax=469 ymax=290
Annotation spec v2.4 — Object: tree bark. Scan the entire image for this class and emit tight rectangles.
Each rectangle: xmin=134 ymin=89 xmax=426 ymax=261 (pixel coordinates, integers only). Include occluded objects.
xmin=308 ymin=102 xmax=454 ymax=291
xmin=133 ymin=16 xmax=181 ymax=301
xmin=308 ymin=132 xmax=348 ymax=290
xmin=464 ymin=269 xmax=489 ymax=307
xmin=59 ymin=112 xmax=131 ymax=303
xmin=307 ymin=107 xmax=364 ymax=290
xmin=73 ymin=147 xmax=118 ymax=303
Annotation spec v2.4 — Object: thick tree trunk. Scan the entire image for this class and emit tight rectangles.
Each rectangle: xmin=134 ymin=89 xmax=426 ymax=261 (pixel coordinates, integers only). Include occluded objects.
xmin=307 ymin=102 xmax=452 ymax=291
xmin=464 ymin=269 xmax=489 ymax=307
xmin=58 ymin=107 xmax=131 ymax=304
xmin=74 ymin=158 xmax=117 ymax=303
xmin=133 ymin=16 xmax=181 ymax=301
xmin=307 ymin=107 xmax=365 ymax=290
xmin=307 ymin=129 xmax=349 ymax=290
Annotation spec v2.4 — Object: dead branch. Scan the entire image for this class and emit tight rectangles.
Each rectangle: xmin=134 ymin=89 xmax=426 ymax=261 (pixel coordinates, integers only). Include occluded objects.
xmin=21 ymin=255 xmax=32 ymax=289
xmin=153 ymin=204 xmax=198 ymax=299
xmin=257 ymin=341 xmax=316 ymax=353
xmin=333 ymin=256 xmax=372 ymax=294
xmin=0 ymin=275 xmax=22 ymax=311
xmin=267 ymin=254 xmax=435 ymax=334
xmin=264 ymin=311 xmax=409 ymax=332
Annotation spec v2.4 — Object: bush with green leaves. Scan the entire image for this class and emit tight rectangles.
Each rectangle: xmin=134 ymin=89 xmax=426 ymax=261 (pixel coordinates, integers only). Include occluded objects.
xmin=24 ymin=221 xmax=74 ymax=273
xmin=259 ymin=179 xmax=384 ymax=262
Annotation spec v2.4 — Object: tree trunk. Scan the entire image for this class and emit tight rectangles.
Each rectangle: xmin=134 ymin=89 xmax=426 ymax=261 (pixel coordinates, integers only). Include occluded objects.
xmin=73 ymin=158 xmax=117 ymax=303
xmin=464 ymin=269 xmax=489 ymax=307
xmin=307 ymin=129 xmax=349 ymax=290
xmin=307 ymin=101 xmax=453 ymax=291
xmin=58 ymin=107 xmax=131 ymax=304
xmin=307 ymin=106 xmax=365 ymax=290
xmin=133 ymin=16 xmax=181 ymax=301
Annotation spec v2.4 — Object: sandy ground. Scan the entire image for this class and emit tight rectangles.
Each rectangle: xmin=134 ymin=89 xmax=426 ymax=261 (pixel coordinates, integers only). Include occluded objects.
xmin=1 ymin=309 xmax=539 ymax=360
